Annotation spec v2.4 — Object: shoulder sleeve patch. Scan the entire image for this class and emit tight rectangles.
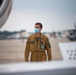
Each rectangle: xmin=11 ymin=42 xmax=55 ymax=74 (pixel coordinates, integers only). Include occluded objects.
xmin=47 ymin=38 xmax=49 ymax=41
xmin=48 ymin=43 xmax=51 ymax=48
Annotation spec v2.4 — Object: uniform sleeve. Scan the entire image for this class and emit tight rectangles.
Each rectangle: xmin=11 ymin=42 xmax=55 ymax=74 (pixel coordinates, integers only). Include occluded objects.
xmin=24 ymin=38 xmax=30 ymax=62
xmin=45 ymin=37 xmax=52 ymax=61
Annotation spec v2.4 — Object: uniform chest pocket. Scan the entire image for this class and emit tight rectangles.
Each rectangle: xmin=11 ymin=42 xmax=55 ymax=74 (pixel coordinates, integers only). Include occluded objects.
xmin=40 ymin=39 xmax=45 ymax=46
xmin=40 ymin=40 xmax=46 ymax=50
xmin=30 ymin=41 xmax=35 ymax=51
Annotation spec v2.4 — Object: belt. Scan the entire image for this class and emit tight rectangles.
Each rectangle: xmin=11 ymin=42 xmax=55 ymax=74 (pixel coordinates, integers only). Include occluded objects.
xmin=31 ymin=50 xmax=45 ymax=53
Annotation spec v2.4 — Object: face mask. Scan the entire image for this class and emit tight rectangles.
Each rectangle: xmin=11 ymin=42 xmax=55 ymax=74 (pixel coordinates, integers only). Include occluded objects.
xmin=34 ymin=28 xmax=39 ymax=33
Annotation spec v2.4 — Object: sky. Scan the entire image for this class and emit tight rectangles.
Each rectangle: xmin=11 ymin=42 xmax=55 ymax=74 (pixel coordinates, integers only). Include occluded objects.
xmin=0 ymin=0 xmax=76 ymax=32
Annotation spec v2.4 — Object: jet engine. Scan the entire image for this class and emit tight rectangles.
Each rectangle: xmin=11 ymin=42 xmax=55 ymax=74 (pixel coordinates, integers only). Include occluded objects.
xmin=0 ymin=0 xmax=12 ymax=28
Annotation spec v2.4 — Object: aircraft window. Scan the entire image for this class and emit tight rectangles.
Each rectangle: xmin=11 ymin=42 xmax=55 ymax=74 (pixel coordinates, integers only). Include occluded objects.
xmin=69 ymin=57 xmax=72 ymax=60
xmin=67 ymin=49 xmax=76 ymax=60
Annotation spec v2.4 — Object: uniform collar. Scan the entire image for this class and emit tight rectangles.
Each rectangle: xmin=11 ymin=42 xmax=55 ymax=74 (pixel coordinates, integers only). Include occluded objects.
xmin=33 ymin=33 xmax=44 ymax=39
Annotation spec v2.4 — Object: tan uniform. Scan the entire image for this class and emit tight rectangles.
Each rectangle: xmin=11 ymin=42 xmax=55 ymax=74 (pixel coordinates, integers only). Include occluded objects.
xmin=24 ymin=33 xmax=52 ymax=62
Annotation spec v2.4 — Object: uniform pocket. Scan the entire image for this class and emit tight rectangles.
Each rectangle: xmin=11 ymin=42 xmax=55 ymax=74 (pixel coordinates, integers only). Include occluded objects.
xmin=41 ymin=52 xmax=47 ymax=61
xmin=40 ymin=39 xmax=46 ymax=51
xmin=41 ymin=39 xmax=45 ymax=45
xmin=30 ymin=41 xmax=35 ymax=51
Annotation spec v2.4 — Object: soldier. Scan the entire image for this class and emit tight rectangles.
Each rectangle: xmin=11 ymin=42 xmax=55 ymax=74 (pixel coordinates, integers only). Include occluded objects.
xmin=24 ymin=22 xmax=52 ymax=62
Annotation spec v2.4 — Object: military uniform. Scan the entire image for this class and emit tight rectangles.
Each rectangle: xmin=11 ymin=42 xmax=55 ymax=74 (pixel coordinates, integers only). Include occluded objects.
xmin=24 ymin=33 xmax=52 ymax=62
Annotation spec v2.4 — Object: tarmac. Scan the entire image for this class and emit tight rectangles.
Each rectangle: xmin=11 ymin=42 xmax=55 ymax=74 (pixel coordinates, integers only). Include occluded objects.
xmin=0 ymin=38 xmax=71 ymax=64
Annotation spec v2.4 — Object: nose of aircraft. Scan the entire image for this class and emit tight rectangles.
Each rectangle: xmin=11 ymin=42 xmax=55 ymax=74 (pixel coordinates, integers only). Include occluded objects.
xmin=0 ymin=0 xmax=12 ymax=28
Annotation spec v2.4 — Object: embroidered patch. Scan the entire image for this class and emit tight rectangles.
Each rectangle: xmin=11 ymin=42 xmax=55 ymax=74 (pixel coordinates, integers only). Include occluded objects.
xmin=40 ymin=42 xmax=45 ymax=50
xmin=48 ymin=43 xmax=51 ymax=48
xmin=30 ymin=41 xmax=34 ymax=44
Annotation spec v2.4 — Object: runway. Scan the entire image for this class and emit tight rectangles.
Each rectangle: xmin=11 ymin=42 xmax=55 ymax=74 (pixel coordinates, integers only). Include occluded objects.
xmin=0 ymin=38 xmax=71 ymax=64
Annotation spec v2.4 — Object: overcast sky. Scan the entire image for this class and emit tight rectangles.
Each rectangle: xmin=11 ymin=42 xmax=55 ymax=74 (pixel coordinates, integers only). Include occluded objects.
xmin=0 ymin=0 xmax=76 ymax=32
